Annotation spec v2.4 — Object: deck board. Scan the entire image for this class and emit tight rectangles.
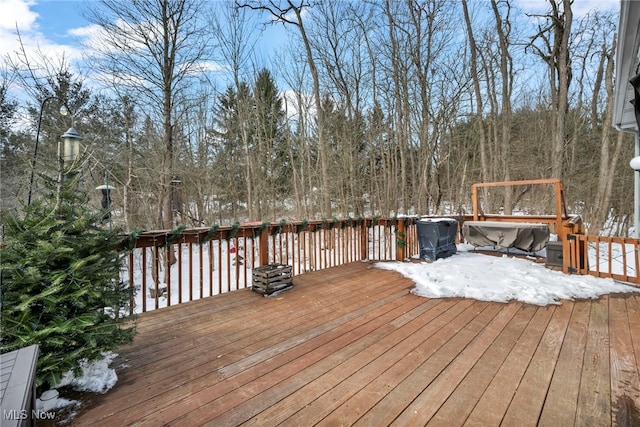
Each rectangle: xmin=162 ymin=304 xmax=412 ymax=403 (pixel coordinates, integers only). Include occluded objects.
xmin=316 ymin=301 xmax=493 ymax=427
xmin=609 ymin=295 xmax=640 ymax=425
xmin=501 ymin=300 xmax=573 ymax=425
xmin=576 ymin=296 xmax=612 ymax=426
xmin=427 ymin=304 xmax=535 ymax=426
xmin=60 ymin=262 xmax=640 ymax=427
xmin=537 ymin=301 xmax=590 ymax=426
xmin=387 ymin=302 xmax=521 ymax=426
xmin=463 ymin=305 xmax=556 ymax=426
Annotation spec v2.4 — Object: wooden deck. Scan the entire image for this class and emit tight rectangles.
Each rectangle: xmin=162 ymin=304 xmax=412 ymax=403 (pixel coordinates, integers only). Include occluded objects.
xmin=66 ymin=261 xmax=639 ymax=426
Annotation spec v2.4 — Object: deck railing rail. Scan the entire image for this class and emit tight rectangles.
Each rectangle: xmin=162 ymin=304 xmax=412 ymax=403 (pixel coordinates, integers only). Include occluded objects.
xmin=566 ymin=234 xmax=640 ymax=285
xmin=120 ymin=217 xmax=419 ymax=313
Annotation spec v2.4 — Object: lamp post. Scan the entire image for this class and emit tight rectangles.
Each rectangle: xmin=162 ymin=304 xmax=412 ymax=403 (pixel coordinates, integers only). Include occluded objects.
xmin=27 ymin=97 xmax=68 ymax=206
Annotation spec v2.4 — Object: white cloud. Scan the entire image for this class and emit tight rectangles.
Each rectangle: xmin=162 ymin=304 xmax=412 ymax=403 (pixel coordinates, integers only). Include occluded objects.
xmin=0 ymin=0 xmax=38 ymax=32
xmin=0 ymin=0 xmax=38 ymax=57
xmin=0 ymin=0 xmax=86 ymax=68
xmin=67 ymin=22 xmax=101 ymax=40
xmin=515 ymin=0 xmax=619 ymax=17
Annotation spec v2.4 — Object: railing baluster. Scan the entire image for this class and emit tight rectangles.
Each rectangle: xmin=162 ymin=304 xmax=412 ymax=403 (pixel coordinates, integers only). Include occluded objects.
xmin=228 ymin=239 xmax=233 ymax=291
xmin=165 ymin=244 xmax=171 ymax=307
xmin=633 ymin=240 xmax=640 ymax=283
xmin=234 ymin=236 xmax=240 ymax=290
xmin=153 ymin=247 xmax=160 ymax=310
xmin=208 ymin=239 xmax=213 ymax=296
xmin=620 ymin=239 xmax=628 ymax=282
xmin=141 ymin=248 xmax=147 ymax=312
xmin=608 ymin=238 xmax=613 ymax=275
xmin=178 ymin=242 xmax=183 ymax=303
xmin=302 ymin=230 xmax=307 ymax=274
xmin=242 ymin=235 xmax=247 ymax=289
xmin=218 ymin=239 xmax=222 ymax=295
xmin=595 ymin=238 xmax=601 ymax=276
xmin=128 ymin=251 xmax=135 ymax=315
xmin=197 ymin=241 xmax=203 ymax=297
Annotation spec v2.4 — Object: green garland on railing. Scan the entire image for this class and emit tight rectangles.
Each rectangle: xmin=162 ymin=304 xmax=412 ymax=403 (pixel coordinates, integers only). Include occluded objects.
xmin=122 ymin=228 xmax=145 ymax=251
xmin=296 ymin=218 xmax=308 ymax=234
xmin=342 ymin=216 xmax=353 ymax=229
xmin=388 ymin=215 xmax=398 ymax=228
xmin=201 ymin=223 xmax=219 ymax=244
xmin=396 ymin=230 xmax=407 ymax=248
xmin=227 ymin=221 xmax=240 ymax=241
xmin=370 ymin=215 xmax=380 ymax=228
xmin=272 ymin=218 xmax=286 ymax=235
xmin=164 ymin=225 xmax=187 ymax=247
xmin=355 ymin=216 xmax=364 ymax=227
xmin=256 ymin=221 xmax=270 ymax=236
xmin=251 ymin=220 xmax=270 ymax=239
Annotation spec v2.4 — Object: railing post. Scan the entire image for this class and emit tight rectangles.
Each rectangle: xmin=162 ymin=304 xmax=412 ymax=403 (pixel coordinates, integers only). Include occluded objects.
xmin=471 ymin=184 xmax=479 ymax=220
xmin=562 ymin=234 xmax=583 ymax=275
xmin=361 ymin=219 xmax=368 ymax=260
xmin=555 ymin=180 xmax=564 ymax=237
xmin=259 ymin=225 xmax=269 ymax=266
xmin=396 ymin=218 xmax=405 ymax=261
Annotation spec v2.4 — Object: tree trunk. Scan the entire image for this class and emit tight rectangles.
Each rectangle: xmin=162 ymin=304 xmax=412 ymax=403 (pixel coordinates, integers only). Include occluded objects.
xmin=551 ymin=0 xmax=573 ymax=180
xmin=591 ymin=34 xmax=620 ymax=234
xmin=491 ymin=0 xmax=513 ymax=213
xmin=462 ymin=0 xmax=490 ymax=205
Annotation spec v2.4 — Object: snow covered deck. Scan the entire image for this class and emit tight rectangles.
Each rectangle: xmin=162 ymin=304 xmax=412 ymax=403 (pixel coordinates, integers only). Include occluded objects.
xmin=68 ymin=262 xmax=639 ymax=426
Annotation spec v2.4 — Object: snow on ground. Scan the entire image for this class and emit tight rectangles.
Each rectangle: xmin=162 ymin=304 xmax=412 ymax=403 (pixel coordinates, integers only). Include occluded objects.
xmin=36 ymin=352 xmax=121 ymax=422
xmin=376 ymin=244 xmax=640 ymax=306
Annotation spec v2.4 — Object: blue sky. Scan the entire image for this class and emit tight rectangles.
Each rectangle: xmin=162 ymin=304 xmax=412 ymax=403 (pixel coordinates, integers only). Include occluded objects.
xmin=1 ymin=0 xmax=89 ymax=67
xmin=0 ymin=0 xmax=293 ymax=100
xmin=2 ymin=0 xmax=622 ymax=63
xmin=0 ymin=0 xmax=622 ymax=101
xmin=29 ymin=1 xmax=87 ymax=45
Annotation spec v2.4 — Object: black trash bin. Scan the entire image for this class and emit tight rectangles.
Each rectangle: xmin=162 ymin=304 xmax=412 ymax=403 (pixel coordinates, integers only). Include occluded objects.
xmin=417 ymin=218 xmax=458 ymax=261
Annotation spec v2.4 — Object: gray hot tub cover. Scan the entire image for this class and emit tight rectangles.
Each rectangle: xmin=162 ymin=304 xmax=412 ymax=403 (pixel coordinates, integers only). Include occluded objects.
xmin=462 ymin=221 xmax=549 ymax=252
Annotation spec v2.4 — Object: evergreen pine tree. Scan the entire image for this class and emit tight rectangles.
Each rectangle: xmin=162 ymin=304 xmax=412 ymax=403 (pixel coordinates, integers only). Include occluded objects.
xmin=1 ymin=173 xmax=135 ymax=392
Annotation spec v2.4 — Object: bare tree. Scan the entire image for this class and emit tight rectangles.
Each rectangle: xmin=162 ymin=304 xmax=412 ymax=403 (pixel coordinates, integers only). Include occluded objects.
xmin=237 ymin=0 xmax=332 ymax=216
xmin=279 ymin=46 xmax=315 ymax=218
xmin=85 ymin=0 xmax=209 ymax=231
xmin=527 ymin=0 xmax=573 ymax=180
xmin=462 ymin=0 xmax=489 ymax=187
xmin=587 ymin=15 xmax=623 ymax=234
xmin=381 ymin=0 xmax=410 ymax=214
xmin=311 ymin=0 xmax=372 ymax=216
xmin=209 ymin=1 xmax=259 ymax=220
xmin=489 ymin=0 xmax=515 ymax=213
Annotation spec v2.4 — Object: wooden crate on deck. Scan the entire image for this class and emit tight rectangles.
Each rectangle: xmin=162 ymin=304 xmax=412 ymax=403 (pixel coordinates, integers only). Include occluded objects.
xmin=252 ymin=264 xmax=293 ymax=296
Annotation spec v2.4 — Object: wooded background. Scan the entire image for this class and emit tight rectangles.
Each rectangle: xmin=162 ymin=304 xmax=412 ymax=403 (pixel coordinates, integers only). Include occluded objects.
xmin=1 ymin=0 xmax=634 ymax=236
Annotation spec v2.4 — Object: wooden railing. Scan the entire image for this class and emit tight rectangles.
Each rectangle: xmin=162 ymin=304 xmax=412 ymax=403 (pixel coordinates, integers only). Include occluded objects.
xmin=120 ymin=217 xmax=418 ymax=313
xmin=117 ymin=210 xmax=639 ymax=314
xmin=567 ymin=234 xmax=640 ymax=285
